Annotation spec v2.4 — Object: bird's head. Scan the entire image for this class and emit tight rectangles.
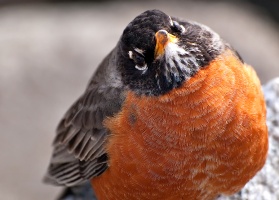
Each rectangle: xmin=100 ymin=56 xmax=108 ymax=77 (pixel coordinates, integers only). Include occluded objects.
xmin=117 ymin=9 xmax=225 ymax=96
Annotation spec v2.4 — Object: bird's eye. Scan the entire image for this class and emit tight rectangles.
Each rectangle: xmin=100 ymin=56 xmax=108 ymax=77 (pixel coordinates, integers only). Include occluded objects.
xmin=172 ymin=21 xmax=185 ymax=33
xmin=134 ymin=53 xmax=145 ymax=66
xmin=128 ymin=50 xmax=148 ymax=71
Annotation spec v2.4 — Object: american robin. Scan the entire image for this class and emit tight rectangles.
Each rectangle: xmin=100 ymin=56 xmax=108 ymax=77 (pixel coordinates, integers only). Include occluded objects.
xmin=44 ymin=9 xmax=268 ymax=200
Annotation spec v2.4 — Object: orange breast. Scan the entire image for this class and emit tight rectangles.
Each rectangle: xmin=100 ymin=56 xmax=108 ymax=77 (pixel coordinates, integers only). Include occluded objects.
xmin=91 ymin=50 xmax=268 ymax=200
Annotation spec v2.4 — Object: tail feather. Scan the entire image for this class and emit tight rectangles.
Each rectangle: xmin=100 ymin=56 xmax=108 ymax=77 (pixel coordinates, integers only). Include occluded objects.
xmin=57 ymin=182 xmax=97 ymax=200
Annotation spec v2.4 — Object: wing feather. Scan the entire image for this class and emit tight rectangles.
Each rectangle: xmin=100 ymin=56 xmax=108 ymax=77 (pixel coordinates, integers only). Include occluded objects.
xmin=44 ymin=48 xmax=125 ymax=186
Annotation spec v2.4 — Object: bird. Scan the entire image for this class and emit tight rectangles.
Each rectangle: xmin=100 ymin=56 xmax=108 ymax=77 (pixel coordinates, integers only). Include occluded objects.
xmin=44 ymin=9 xmax=269 ymax=200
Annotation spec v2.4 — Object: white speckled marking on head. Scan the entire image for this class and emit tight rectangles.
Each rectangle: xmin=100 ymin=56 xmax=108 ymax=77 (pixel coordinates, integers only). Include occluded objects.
xmin=165 ymin=42 xmax=199 ymax=73
xmin=169 ymin=16 xmax=174 ymax=27
xmin=135 ymin=64 xmax=147 ymax=71
xmin=134 ymin=48 xmax=145 ymax=56
xmin=179 ymin=24 xmax=185 ymax=33
xmin=128 ymin=51 xmax=133 ymax=59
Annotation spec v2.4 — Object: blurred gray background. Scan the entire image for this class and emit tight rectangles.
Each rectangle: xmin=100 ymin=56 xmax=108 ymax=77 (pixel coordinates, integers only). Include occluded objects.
xmin=0 ymin=0 xmax=278 ymax=200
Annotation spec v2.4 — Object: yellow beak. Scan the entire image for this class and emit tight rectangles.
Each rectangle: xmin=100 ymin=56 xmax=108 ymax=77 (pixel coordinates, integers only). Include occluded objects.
xmin=154 ymin=30 xmax=178 ymax=59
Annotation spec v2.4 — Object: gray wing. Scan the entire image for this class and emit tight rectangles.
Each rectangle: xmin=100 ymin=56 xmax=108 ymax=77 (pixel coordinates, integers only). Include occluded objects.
xmin=44 ymin=48 xmax=125 ymax=186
